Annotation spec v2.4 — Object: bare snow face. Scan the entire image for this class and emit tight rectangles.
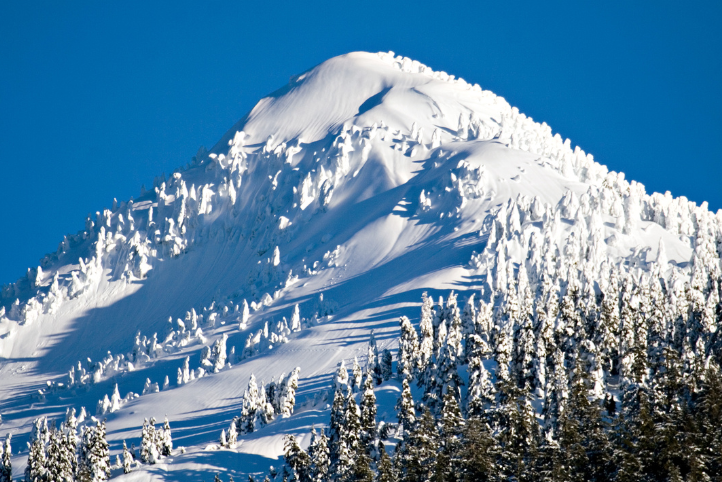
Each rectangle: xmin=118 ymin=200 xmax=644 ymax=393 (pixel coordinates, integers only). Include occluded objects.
xmin=0 ymin=50 xmax=718 ymax=480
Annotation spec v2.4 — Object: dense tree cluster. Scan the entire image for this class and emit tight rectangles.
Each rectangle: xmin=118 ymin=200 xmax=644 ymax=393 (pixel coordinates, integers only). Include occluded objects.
xmin=20 ymin=410 xmax=172 ymax=482
xmin=281 ymin=266 xmax=722 ymax=481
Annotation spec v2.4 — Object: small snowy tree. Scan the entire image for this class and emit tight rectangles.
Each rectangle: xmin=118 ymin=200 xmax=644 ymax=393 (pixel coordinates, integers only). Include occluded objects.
xmin=159 ymin=417 xmax=173 ymax=456
xmin=122 ymin=441 xmax=132 ymax=474
xmin=140 ymin=418 xmax=159 ymax=464
xmin=280 ymin=367 xmax=300 ymax=418
xmin=212 ymin=334 xmax=228 ymax=373
xmin=351 ymin=357 xmax=363 ymax=392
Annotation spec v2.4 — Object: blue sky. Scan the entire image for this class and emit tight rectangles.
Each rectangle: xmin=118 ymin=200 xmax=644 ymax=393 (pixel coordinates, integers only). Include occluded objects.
xmin=1 ymin=0 xmax=720 ymax=284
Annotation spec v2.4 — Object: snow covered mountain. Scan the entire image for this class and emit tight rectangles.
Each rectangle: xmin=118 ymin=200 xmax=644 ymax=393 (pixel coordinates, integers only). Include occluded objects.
xmin=1 ymin=51 xmax=720 ymax=481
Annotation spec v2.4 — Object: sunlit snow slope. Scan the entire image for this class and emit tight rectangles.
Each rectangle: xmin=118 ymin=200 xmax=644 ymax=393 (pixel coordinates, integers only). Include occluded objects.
xmin=0 ymin=51 xmax=713 ymax=480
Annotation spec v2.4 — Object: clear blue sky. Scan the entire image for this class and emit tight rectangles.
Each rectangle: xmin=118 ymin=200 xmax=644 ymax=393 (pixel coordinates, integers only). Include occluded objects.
xmin=1 ymin=1 xmax=720 ymax=285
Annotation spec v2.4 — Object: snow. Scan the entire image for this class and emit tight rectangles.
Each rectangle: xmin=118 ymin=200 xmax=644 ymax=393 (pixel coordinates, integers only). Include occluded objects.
xmin=0 ymin=50 xmax=718 ymax=480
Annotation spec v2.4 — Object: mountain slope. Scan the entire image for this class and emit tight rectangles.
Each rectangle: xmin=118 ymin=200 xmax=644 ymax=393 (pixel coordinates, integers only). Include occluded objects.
xmin=0 ymin=51 xmax=717 ymax=481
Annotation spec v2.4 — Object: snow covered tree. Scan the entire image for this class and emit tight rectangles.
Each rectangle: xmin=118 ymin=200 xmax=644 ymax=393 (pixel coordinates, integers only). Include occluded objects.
xmin=328 ymin=388 xmax=347 ymax=471
xmin=160 ymin=416 xmax=173 ymax=456
xmin=140 ymin=418 xmax=159 ymax=464
xmin=0 ymin=434 xmax=11 ymax=482
xmin=280 ymin=367 xmax=300 ymax=418
xmin=460 ymin=417 xmax=498 ymax=482
xmin=283 ymin=435 xmax=310 ymax=482
xmin=351 ymin=357 xmax=363 ymax=393
xmin=212 ymin=333 xmax=228 ymax=373
xmin=376 ymin=442 xmax=396 ymax=482
xmin=437 ymin=391 xmax=464 ymax=482
xmin=418 ymin=292 xmax=435 ymax=376
xmin=26 ymin=435 xmax=47 ymax=482
xmin=334 ymin=361 xmax=349 ymax=393
xmin=380 ymin=349 xmax=393 ymax=382
xmin=241 ymin=375 xmax=261 ymax=433
xmin=307 ymin=427 xmax=329 ymax=482
xmin=122 ymin=441 xmax=132 ymax=474
xmin=397 ymin=408 xmax=438 ymax=482
xmin=396 ymin=378 xmax=416 ymax=435
xmin=367 ymin=332 xmax=382 ymax=385
xmin=359 ymin=372 xmax=377 ymax=452
xmin=46 ymin=426 xmax=76 ymax=482
xmin=398 ymin=316 xmax=419 ymax=380
xmin=78 ymin=421 xmax=110 ymax=482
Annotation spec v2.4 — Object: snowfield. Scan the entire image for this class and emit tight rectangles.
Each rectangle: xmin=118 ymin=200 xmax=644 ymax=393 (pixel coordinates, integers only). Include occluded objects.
xmin=0 ymin=51 xmax=717 ymax=481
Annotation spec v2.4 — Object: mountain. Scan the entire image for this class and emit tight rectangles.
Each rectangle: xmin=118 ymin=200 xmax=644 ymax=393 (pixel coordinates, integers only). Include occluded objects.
xmin=1 ymin=51 xmax=720 ymax=481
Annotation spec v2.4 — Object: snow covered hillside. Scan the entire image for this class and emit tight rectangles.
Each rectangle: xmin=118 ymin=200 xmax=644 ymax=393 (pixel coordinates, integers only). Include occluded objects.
xmin=1 ymin=51 xmax=720 ymax=481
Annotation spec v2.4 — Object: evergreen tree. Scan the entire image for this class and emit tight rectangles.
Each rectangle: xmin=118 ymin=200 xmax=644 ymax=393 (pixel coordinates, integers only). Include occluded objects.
xmin=398 ymin=408 xmax=438 ymax=482
xmin=396 ymin=379 xmax=416 ymax=435
xmin=351 ymin=358 xmax=363 ymax=393
xmin=307 ymin=427 xmax=329 ymax=482
xmin=380 ymin=349 xmax=393 ymax=382
xmin=122 ymin=441 xmax=133 ymax=474
xmin=459 ymin=417 xmax=497 ymax=482
xmin=46 ymin=427 xmax=76 ymax=482
xmin=398 ymin=316 xmax=420 ymax=380
xmin=376 ymin=442 xmax=396 ymax=482
xmin=349 ymin=449 xmax=373 ymax=482
xmin=418 ymin=293 xmax=435 ymax=377
xmin=0 ymin=434 xmax=11 ymax=482
xmin=283 ymin=435 xmax=310 ymax=482
xmin=140 ymin=418 xmax=159 ymax=464
xmin=359 ymin=373 xmax=377 ymax=453
xmin=437 ymin=392 xmax=464 ymax=482
xmin=328 ymin=388 xmax=347 ymax=469
xmin=335 ymin=390 xmax=361 ymax=480
xmin=26 ymin=436 xmax=47 ymax=482
xmin=160 ymin=416 xmax=173 ymax=456
xmin=78 ymin=421 xmax=111 ymax=482
xmin=495 ymin=380 xmax=540 ymax=482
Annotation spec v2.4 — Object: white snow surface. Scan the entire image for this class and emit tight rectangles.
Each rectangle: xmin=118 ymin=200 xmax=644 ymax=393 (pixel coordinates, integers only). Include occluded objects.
xmin=0 ymin=51 xmax=714 ymax=480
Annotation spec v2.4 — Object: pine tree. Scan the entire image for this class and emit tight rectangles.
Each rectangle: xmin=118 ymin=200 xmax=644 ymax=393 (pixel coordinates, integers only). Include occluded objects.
xmin=437 ymin=392 xmax=464 ymax=482
xmin=140 ymin=418 xmax=159 ymax=464
xmin=242 ymin=375 xmax=260 ymax=433
xmin=495 ymin=380 xmax=540 ymax=482
xmin=160 ymin=416 xmax=173 ymax=456
xmin=398 ymin=408 xmax=438 ymax=482
xmin=78 ymin=421 xmax=110 ymax=482
xmin=283 ymin=435 xmax=310 ymax=482
xmin=0 ymin=434 xmax=11 ymax=482
xmin=336 ymin=390 xmax=361 ymax=479
xmin=396 ymin=378 xmax=416 ymax=435
xmin=122 ymin=441 xmax=133 ymax=474
xmin=349 ymin=449 xmax=373 ymax=482
xmin=307 ymin=427 xmax=329 ymax=482
xmin=351 ymin=357 xmax=363 ymax=393
xmin=459 ymin=417 xmax=497 ymax=482
xmin=26 ymin=436 xmax=47 ymax=482
xmin=359 ymin=373 xmax=377 ymax=454
xmin=367 ymin=332 xmax=382 ymax=385
xmin=328 ymin=388 xmax=347 ymax=470
xmin=418 ymin=292 xmax=435 ymax=377
xmin=376 ymin=442 xmax=396 ymax=482
xmin=281 ymin=368 xmax=301 ymax=418
xmin=380 ymin=349 xmax=393 ymax=382
xmin=46 ymin=427 xmax=76 ymax=482
xmin=398 ymin=316 xmax=420 ymax=380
